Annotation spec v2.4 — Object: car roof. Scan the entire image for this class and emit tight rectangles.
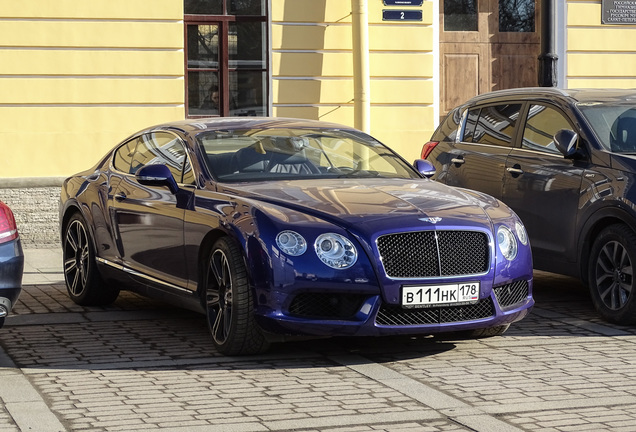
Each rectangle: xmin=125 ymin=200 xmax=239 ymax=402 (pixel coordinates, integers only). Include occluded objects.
xmin=145 ymin=117 xmax=356 ymax=136
xmin=465 ymin=87 xmax=636 ymax=106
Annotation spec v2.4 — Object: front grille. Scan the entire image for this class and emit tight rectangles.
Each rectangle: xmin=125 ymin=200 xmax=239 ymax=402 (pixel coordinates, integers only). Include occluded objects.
xmin=288 ymin=293 xmax=367 ymax=319
xmin=493 ymin=280 xmax=529 ymax=309
xmin=376 ymin=298 xmax=495 ymax=326
xmin=377 ymin=230 xmax=489 ymax=278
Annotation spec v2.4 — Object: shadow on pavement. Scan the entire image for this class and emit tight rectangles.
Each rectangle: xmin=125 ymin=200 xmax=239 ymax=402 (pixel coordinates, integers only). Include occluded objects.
xmin=0 ymin=270 xmax=633 ymax=372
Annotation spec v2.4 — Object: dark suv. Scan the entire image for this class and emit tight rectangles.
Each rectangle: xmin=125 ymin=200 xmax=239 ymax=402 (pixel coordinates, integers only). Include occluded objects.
xmin=424 ymin=87 xmax=636 ymax=325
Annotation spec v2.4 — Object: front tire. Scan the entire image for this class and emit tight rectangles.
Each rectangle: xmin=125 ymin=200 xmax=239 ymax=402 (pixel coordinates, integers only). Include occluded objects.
xmin=437 ymin=324 xmax=510 ymax=341
xmin=63 ymin=213 xmax=119 ymax=306
xmin=464 ymin=324 xmax=510 ymax=338
xmin=588 ymin=224 xmax=636 ymax=325
xmin=205 ymin=237 xmax=269 ymax=355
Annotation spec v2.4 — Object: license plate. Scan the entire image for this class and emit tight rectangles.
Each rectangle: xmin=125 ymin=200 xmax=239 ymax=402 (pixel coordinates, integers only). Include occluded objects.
xmin=402 ymin=282 xmax=480 ymax=308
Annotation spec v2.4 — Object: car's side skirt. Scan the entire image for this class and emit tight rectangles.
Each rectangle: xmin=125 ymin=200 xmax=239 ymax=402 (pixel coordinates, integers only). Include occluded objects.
xmin=96 ymin=257 xmax=204 ymax=313
xmin=96 ymin=257 xmax=191 ymax=294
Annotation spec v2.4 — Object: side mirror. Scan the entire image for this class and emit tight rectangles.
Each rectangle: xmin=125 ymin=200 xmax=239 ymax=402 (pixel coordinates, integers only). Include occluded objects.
xmin=554 ymin=129 xmax=579 ymax=158
xmin=414 ymin=159 xmax=436 ymax=178
xmin=136 ymin=164 xmax=179 ymax=194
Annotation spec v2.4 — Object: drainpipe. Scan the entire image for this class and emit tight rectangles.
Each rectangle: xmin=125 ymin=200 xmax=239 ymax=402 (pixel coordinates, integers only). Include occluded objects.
xmin=538 ymin=0 xmax=558 ymax=87
xmin=351 ymin=0 xmax=371 ymax=133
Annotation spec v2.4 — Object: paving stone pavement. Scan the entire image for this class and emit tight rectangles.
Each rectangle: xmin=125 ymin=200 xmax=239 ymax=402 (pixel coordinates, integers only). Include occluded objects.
xmin=1 ymin=248 xmax=636 ymax=431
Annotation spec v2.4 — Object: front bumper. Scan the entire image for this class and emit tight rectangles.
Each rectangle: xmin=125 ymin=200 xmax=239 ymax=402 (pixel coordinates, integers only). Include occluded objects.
xmin=256 ymin=278 xmax=534 ymax=337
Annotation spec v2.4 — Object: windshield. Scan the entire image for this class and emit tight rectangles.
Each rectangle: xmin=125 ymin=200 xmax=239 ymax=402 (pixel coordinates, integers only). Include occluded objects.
xmin=578 ymin=103 xmax=636 ymax=153
xmin=197 ymin=127 xmax=420 ymax=182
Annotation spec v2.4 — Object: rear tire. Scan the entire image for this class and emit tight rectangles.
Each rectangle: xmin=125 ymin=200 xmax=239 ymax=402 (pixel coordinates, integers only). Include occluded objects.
xmin=588 ymin=224 xmax=636 ymax=325
xmin=204 ymin=237 xmax=269 ymax=355
xmin=63 ymin=213 xmax=119 ymax=306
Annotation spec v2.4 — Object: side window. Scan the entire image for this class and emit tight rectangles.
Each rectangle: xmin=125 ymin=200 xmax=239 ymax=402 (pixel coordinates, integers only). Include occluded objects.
xmin=130 ymin=132 xmax=191 ymax=183
xmin=182 ymin=158 xmax=196 ymax=185
xmin=112 ymin=139 xmax=137 ymax=173
xmin=463 ymin=108 xmax=480 ymax=142
xmin=522 ymin=105 xmax=571 ymax=154
xmin=432 ymin=108 xmax=463 ymax=142
xmin=472 ymin=104 xmax=522 ymax=147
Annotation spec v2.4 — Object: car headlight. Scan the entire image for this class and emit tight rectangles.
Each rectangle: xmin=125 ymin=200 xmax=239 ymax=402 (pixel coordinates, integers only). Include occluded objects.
xmin=314 ymin=233 xmax=358 ymax=269
xmin=515 ymin=221 xmax=529 ymax=246
xmin=497 ymin=226 xmax=518 ymax=260
xmin=276 ymin=230 xmax=307 ymax=256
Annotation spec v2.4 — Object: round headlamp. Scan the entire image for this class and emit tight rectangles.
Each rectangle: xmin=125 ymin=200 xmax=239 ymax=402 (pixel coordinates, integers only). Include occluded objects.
xmin=497 ymin=226 xmax=518 ymax=261
xmin=515 ymin=221 xmax=529 ymax=246
xmin=314 ymin=233 xmax=358 ymax=269
xmin=276 ymin=230 xmax=307 ymax=256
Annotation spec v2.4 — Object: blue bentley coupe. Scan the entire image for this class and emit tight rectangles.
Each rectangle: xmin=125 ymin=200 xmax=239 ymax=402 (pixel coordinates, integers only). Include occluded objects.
xmin=59 ymin=117 xmax=534 ymax=355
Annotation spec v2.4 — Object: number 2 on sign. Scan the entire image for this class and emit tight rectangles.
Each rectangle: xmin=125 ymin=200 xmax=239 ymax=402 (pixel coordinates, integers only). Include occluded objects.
xmin=400 ymin=12 xmax=405 ymax=19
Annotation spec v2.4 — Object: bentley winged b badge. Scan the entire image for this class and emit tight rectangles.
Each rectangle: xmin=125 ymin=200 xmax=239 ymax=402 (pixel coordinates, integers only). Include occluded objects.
xmin=419 ymin=217 xmax=442 ymax=224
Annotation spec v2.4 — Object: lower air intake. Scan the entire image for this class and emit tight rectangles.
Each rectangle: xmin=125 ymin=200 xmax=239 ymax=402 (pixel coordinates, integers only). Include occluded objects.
xmin=376 ymin=298 xmax=495 ymax=326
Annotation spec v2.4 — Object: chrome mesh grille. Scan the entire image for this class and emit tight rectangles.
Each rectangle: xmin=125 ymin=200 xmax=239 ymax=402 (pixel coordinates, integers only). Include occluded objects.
xmin=376 ymin=298 xmax=495 ymax=326
xmin=493 ymin=280 xmax=529 ymax=309
xmin=377 ymin=230 xmax=489 ymax=278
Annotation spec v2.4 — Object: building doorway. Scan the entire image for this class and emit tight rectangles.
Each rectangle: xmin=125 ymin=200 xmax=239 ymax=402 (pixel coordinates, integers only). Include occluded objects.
xmin=439 ymin=0 xmax=540 ymax=116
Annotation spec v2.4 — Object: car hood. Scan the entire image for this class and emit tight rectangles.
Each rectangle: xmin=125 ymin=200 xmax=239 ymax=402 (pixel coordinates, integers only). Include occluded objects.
xmin=217 ymin=178 xmax=499 ymax=234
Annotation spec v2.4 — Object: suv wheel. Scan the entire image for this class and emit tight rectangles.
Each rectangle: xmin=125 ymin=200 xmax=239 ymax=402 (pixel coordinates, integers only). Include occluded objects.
xmin=589 ymin=224 xmax=636 ymax=325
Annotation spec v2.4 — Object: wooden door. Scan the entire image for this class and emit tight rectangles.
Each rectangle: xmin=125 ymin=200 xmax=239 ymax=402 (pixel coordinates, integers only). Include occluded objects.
xmin=439 ymin=0 xmax=540 ymax=116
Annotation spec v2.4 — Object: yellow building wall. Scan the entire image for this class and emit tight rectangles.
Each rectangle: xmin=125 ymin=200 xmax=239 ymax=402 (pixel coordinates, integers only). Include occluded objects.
xmin=566 ymin=0 xmax=636 ymax=88
xmin=4 ymin=0 xmax=436 ymax=178
xmin=271 ymin=0 xmax=436 ymax=163
xmin=0 ymin=0 xmax=185 ymax=179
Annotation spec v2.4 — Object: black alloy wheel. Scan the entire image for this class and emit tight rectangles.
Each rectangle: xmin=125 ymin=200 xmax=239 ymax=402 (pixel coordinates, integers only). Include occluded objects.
xmin=63 ymin=213 xmax=119 ymax=306
xmin=205 ymin=237 xmax=269 ymax=355
xmin=589 ymin=224 xmax=636 ymax=325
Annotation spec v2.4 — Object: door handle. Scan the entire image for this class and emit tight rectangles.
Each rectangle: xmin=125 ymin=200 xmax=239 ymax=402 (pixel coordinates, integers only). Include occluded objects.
xmin=506 ymin=166 xmax=524 ymax=175
xmin=114 ymin=193 xmax=127 ymax=202
xmin=450 ymin=157 xmax=465 ymax=165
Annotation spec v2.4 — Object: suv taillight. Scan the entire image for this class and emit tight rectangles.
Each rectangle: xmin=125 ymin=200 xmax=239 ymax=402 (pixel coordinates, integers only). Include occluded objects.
xmin=421 ymin=141 xmax=439 ymax=159
xmin=0 ymin=202 xmax=19 ymax=244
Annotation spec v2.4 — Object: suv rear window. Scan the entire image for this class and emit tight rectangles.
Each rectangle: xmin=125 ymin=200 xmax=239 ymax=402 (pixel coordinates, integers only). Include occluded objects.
xmin=464 ymin=104 xmax=522 ymax=147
